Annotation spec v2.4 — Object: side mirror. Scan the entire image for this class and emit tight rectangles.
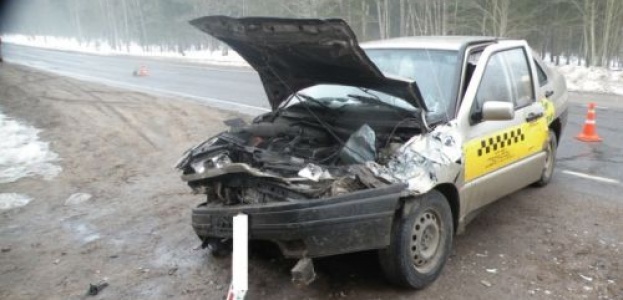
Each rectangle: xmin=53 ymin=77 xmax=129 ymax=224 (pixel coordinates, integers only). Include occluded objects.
xmin=482 ymin=101 xmax=514 ymax=121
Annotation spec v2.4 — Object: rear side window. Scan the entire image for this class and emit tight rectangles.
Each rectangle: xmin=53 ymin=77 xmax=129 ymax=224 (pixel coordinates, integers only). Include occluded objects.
xmin=534 ymin=61 xmax=548 ymax=86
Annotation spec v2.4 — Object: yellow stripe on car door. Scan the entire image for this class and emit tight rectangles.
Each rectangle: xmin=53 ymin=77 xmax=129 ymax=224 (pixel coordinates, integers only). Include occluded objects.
xmin=464 ymin=118 xmax=548 ymax=182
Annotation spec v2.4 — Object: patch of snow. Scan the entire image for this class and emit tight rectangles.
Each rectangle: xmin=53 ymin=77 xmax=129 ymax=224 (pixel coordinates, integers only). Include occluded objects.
xmin=2 ymin=34 xmax=249 ymax=67
xmin=551 ymin=64 xmax=623 ymax=96
xmin=65 ymin=193 xmax=92 ymax=205
xmin=0 ymin=193 xmax=32 ymax=210
xmin=61 ymin=220 xmax=101 ymax=244
xmin=0 ymin=108 xmax=62 ymax=183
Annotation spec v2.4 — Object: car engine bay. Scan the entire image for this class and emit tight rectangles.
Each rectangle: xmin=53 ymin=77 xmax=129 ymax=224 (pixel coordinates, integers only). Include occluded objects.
xmin=176 ymin=102 xmax=424 ymax=205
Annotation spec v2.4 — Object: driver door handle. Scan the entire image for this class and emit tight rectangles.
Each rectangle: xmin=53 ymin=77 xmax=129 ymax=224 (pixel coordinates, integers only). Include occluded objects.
xmin=526 ymin=112 xmax=543 ymax=122
xmin=545 ymin=90 xmax=554 ymax=98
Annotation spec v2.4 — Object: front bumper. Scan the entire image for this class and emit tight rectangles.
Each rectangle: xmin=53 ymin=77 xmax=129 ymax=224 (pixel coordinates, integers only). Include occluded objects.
xmin=192 ymin=184 xmax=406 ymax=258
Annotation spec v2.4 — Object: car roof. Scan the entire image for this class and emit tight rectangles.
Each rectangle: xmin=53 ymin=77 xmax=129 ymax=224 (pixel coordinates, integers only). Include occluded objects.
xmin=361 ymin=36 xmax=499 ymax=51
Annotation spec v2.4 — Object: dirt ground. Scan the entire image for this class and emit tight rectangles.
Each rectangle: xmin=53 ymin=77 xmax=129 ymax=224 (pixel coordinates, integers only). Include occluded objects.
xmin=0 ymin=64 xmax=621 ymax=299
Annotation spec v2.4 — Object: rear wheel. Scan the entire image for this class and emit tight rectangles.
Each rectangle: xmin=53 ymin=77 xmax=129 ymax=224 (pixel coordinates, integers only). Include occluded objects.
xmin=533 ymin=129 xmax=557 ymax=187
xmin=378 ymin=190 xmax=453 ymax=289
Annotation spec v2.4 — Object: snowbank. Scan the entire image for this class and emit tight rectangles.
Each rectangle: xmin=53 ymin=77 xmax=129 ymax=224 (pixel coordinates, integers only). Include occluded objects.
xmin=0 ymin=108 xmax=62 ymax=183
xmin=553 ymin=65 xmax=623 ymax=96
xmin=2 ymin=34 xmax=249 ymax=67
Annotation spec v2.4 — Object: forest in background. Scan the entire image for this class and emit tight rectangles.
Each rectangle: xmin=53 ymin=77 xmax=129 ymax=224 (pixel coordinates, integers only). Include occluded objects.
xmin=2 ymin=0 xmax=623 ymax=67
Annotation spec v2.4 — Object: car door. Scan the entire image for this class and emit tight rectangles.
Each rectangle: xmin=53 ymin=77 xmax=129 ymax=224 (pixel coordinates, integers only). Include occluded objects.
xmin=458 ymin=42 xmax=549 ymax=214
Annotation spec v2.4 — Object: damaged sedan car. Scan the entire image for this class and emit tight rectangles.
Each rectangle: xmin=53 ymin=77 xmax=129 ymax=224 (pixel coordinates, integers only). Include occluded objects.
xmin=177 ymin=16 xmax=568 ymax=289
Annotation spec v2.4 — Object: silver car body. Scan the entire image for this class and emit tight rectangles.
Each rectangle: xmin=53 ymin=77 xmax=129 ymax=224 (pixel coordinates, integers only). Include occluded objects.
xmin=362 ymin=37 xmax=568 ymax=233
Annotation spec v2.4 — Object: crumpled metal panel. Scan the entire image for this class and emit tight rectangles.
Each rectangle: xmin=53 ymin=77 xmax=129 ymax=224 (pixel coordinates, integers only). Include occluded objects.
xmin=297 ymin=163 xmax=333 ymax=182
xmin=339 ymin=124 xmax=376 ymax=164
xmin=366 ymin=122 xmax=462 ymax=195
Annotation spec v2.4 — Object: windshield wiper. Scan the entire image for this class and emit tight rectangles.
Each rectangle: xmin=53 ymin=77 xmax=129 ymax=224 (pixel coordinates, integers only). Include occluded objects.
xmin=270 ymin=93 xmax=329 ymax=121
xmin=347 ymin=92 xmax=412 ymax=115
xmin=296 ymin=93 xmax=332 ymax=110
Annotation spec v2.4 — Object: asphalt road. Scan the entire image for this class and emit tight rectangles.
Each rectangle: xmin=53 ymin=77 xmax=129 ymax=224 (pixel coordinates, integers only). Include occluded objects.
xmin=2 ymin=43 xmax=270 ymax=114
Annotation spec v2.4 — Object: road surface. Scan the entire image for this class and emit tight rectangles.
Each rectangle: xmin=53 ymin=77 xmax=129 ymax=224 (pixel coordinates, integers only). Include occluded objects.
xmin=0 ymin=44 xmax=622 ymax=299
xmin=2 ymin=43 xmax=270 ymax=114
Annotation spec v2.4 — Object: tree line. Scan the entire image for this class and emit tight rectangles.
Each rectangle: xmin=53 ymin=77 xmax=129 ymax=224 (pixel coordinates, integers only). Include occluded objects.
xmin=3 ymin=0 xmax=623 ymax=67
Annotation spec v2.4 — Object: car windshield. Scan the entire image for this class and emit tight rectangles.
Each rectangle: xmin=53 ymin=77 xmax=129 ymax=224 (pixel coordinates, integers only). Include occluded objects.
xmin=289 ymin=84 xmax=418 ymax=112
xmin=364 ymin=49 xmax=459 ymax=115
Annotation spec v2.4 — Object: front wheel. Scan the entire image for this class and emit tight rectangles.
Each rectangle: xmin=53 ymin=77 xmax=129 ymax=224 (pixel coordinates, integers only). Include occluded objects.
xmin=378 ymin=190 xmax=453 ymax=289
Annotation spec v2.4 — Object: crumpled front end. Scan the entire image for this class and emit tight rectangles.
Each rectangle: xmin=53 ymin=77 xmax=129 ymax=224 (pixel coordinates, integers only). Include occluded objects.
xmin=366 ymin=123 xmax=462 ymax=195
xmin=177 ymin=118 xmax=462 ymax=205
xmin=178 ymin=114 xmax=463 ymax=258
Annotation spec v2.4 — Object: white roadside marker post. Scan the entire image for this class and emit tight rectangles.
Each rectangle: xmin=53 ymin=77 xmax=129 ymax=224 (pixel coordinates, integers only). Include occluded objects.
xmin=226 ymin=213 xmax=248 ymax=300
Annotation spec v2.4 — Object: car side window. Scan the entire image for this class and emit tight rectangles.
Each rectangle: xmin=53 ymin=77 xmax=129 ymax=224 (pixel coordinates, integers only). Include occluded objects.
xmin=534 ymin=60 xmax=548 ymax=86
xmin=504 ymin=49 xmax=534 ymax=108
xmin=471 ymin=52 xmax=512 ymax=122
xmin=471 ymin=48 xmax=535 ymax=123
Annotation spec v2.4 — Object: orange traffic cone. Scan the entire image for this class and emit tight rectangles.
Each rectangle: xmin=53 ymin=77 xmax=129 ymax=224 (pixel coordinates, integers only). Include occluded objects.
xmin=134 ymin=65 xmax=149 ymax=77
xmin=576 ymin=102 xmax=602 ymax=142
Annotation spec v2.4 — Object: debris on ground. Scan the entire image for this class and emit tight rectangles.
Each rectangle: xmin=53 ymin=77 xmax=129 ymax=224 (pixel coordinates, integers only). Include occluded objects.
xmin=168 ymin=266 xmax=178 ymax=275
xmin=291 ymin=258 xmax=316 ymax=286
xmin=1 ymin=246 xmax=11 ymax=253
xmin=480 ymin=280 xmax=492 ymax=287
xmin=579 ymin=274 xmax=593 ymax=282
xmin=87 ymin=282 xmax=109 ymax=296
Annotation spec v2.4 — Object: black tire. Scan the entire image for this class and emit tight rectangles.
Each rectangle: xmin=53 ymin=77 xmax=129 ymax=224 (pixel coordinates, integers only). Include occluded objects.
xmin=378 ymin=190 xmax=453 ymax=289
xmin=533 ymin=129 xmax=557 ymax=187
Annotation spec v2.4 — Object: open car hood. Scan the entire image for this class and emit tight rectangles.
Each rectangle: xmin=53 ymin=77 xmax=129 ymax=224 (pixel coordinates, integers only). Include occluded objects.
xmin=190 ymin=16 xmax=427 ymax=111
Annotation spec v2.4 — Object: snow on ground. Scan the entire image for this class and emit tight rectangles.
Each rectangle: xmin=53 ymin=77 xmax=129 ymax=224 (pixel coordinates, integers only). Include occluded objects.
xmin=554 ymin=65 xmax=623 ymax=96
xmin=64 ymin=193 xmax=92 ymax=206
xmin=2 ymin=34 xmax=249 ymax=67
xmin=0 ymin=193 xmax=32 ymax=210
xmin=0 ymin=107 xmax=61 ymax=184
xmin=4 ymin=34 xmax=623 ymax=95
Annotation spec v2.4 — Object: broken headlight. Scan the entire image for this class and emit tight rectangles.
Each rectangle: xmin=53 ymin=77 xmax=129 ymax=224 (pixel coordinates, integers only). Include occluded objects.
xmin=175 ymin=137 xmax=221 ymax=169
xmin=190 ymin=152 xmax=232 ymax=174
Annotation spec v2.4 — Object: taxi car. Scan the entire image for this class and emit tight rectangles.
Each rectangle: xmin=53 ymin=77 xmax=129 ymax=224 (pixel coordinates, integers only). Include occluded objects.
xmin=177 ymin=16 xmax=568 ymax=288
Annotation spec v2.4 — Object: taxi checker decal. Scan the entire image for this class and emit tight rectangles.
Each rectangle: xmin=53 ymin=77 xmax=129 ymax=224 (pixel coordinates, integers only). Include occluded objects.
xmin=464 ymin=114 xmax=549 ymax=182
xmin=477 ymin=128 xmax=525 ymax=157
